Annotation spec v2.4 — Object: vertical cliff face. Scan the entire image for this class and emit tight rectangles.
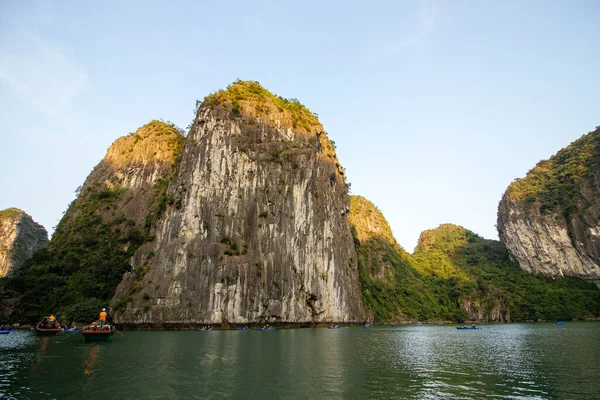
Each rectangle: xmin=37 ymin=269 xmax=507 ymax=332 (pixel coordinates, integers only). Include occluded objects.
xmin=0 ymin=208 xmax=48 ymax=277
xmin=113 ymin=81 xmax=365 ymax=325
xmin=497 ymin=127 xmax=600 ymax=286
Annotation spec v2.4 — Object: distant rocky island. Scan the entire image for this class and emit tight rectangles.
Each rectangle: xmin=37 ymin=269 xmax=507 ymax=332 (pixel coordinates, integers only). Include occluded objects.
xmin=0 ymin=82 xmax=598 ymax=326
xmin=498 ymin=126 xmax=600 ymax=287
xmin=0 ymin=208 xmax=47 ymax=278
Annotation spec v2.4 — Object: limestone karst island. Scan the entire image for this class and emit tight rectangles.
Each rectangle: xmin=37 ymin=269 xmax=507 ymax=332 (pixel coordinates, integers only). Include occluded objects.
xmin=1 ymin=80 xmax=599 ymax=399
xmin=4 ymin=1 xmax=600 ymax=397
xmin=2 ymin=81 xmax=599 ymax=327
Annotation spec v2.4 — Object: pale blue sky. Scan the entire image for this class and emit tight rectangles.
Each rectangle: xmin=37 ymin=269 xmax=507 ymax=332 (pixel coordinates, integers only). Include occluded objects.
xmin=1 ymin=0 xmax=598 ymax=251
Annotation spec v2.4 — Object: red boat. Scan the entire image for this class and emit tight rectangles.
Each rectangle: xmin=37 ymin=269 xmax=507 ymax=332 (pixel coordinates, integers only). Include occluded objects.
xmin=82 ymin=325 xmax=114 ymax=342
xmin=34 ymin=328 xmax=62 ymax=336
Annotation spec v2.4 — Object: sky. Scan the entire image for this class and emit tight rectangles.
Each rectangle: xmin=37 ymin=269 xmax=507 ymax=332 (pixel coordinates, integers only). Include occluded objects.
xmin=1 ymin=0 xmax=599 ymax=252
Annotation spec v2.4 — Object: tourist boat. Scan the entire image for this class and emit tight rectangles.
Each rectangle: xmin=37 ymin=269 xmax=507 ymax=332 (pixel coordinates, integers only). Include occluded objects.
xmin=82 ymin=326 xmax=114 ymax=342
xmin=34 ymin=327 xmax=62 ymax=336
xmin=456 ymin=327 xmax=481 ymax=330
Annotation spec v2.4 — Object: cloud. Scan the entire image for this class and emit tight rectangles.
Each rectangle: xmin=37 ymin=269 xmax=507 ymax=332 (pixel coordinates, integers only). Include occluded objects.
xmin=367 ymin=0 xmax=445 ymax=62
xmin=0 ymin=31 xmax=88 ymax=127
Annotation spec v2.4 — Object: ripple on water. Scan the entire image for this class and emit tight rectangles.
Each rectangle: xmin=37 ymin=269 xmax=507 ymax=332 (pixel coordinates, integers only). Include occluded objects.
xmin=1 ymin=324 xmax=600 ymax=399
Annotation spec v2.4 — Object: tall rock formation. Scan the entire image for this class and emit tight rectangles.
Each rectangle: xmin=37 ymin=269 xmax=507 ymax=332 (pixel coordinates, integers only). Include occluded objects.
xmin=348 ymin=195 xmax=413 ymax=283
xmin=348 ymin=202 xmax=600 ymax=324
xmin=0 ymin=208 xmax=48 ymax=277
xmin=348 ymin=196 xmax=432 ymax=321
xmin=112 ymin=81 xmax=365 ymax=325
xmin=498 ymin=126 xmax=600 ymax=286
xmin=1 ymin=120 xmax=184 ymax=322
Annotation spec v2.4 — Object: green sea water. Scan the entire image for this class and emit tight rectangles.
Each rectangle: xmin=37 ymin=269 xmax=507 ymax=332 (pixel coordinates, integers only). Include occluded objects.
xmin=1 ymin=322 xmax=599 ymax=399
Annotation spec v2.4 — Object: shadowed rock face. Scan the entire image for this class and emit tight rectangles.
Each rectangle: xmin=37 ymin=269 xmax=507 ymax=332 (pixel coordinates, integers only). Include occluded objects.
xmin=498 ymin=127 xmax=600 ymax=287
xmin=0 ymin=121 xmax=185 ymax=322
xmin=0 ymin=208 xmax=48 ymax=277
xmin=112 ymin=82 xmax=365 ymax=325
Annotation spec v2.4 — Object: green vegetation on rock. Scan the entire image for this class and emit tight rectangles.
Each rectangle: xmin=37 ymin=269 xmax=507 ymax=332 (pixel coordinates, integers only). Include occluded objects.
xmin=0 ymin=208 xmax=25 ymax=220
xmin=503 ymin=126 xmax=600 ymax=226
xmin=202 ymin=80 xmax=321 ymax=132
xmin=350 ymin=197 xmax=600 ymax=323
xmin=1 ymin=121 xmax=185 ymax=324
xmin=4 ymin=187 xmax=146 ymax=323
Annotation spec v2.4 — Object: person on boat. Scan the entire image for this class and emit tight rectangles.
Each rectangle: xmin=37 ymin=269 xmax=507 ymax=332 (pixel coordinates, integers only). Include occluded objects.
xmin=48 ymin=315 xmax=56 ymax=328
xmin=471 ymin=323 xmax=476 ymax=328
xmin=462 ymin=324 xmax=467 ymax=328
xmin=99 ymin=308 xmax=107 ymax=329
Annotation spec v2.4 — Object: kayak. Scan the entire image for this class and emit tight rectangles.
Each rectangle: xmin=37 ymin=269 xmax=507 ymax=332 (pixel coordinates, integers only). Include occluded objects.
xmin=327 ymin=326 xmax=341 ymax=329
xmin=234 ymin=328 xmax=252 ymax=331
xmin=362 ymin=324 xmax=372 ymax=328
xmin=555 ymin=321 xmax=565 ymax=325
xmin=256 ymin=327 xmax=276 ymax=331
xmin=456 ymin=327 xmax=481 ymax=330
xmin=195 ymin=329 xmax=214 ymax=332
xmin=63 ymin=328 xmax=80 ymax=333
xmin=0 ymin=331 xmax=10 ymax=335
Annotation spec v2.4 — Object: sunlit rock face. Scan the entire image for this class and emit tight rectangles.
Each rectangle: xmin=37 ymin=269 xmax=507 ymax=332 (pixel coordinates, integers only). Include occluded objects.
xmin=0 ymin=208 xmax=48 ymax=277
xmin=112 ymin=81 xmax=365 ymax=325
xmin=497 ymin=127 xmax=600 ymax=287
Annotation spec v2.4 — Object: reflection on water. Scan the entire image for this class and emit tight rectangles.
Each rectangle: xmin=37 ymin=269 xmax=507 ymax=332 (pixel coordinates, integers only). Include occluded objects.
xmin=84 ymin=345 xmax=100 ymax=376
xmin=1 ymin=323 xmax=599 ymax=399
xmin=31 ymin=336 xmax=49 ymax=378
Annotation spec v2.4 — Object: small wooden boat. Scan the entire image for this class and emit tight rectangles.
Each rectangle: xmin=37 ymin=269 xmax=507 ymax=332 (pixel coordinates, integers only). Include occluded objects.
xmin=34 ymin=328 xmax=62 ymax=336
xmin=82 ymin=326 xmax=114 ymax=342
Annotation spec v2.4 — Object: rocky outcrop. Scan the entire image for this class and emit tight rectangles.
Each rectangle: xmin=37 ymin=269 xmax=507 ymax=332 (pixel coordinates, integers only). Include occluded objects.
xmin=498 ymin=127 xmax=600 ymax=286
xmin=112 ymin=81 xmax=365 ymax=325
xmin=61 ymin=119 xmax=185 ymax=229
xmin=45 ymin=120 xmax=185 ymax=299
xmin=0 ymin=208 xmax=48 ymax=277
xmin=348 ymin=195 xmax=428 ymax=322
xmin=461 ymin=298 xmax=511 ymax=323
xmin=348 ymin=195 xmax=410 ymax=281
xmin=0 ymin=120 xmax=185 ymax=323
xmin=412 ymin=223 xmax=516 ymax=322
